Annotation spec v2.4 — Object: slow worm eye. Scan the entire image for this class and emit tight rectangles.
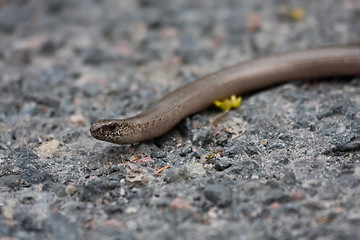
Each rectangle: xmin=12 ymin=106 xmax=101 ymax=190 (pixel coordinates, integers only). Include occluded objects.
xmin=108 ymin=123 xmax=119 ymax=132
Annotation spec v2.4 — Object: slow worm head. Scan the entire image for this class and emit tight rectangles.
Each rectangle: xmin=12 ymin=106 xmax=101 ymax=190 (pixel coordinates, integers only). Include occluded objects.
xmin=90 ymin=46 xmax=360 ymax=144
xmin=90 ymin=119 xmax=139 ymax=144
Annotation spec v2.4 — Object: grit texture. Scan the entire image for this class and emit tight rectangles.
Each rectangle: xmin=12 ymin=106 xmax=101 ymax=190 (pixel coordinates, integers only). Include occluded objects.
xmin=1 ymin=1 xmax=360 ymax=239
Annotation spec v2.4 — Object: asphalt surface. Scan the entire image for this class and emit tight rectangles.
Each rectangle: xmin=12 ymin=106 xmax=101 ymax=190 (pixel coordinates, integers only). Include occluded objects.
xmin=1 ymin=0 xmax=360 ymax=239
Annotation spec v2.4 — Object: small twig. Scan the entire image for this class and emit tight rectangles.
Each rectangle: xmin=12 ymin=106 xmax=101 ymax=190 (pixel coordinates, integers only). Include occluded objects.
xmin=153 ymin=166 xmax=170 ymax=175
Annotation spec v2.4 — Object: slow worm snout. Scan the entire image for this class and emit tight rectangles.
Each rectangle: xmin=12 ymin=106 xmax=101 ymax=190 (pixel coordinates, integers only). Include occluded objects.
xmin=90 ymin=46 xmax=360 ymax=144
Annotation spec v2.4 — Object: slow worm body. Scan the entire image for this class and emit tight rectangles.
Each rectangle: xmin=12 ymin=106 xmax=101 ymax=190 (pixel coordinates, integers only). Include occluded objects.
xmin=90 ymin=46 xmax=360 ymax=144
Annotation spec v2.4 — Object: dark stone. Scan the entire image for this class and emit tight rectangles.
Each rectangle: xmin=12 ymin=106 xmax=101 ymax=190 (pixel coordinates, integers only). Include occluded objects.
xmin=142 ymin=8 xmax=163 ymax=29
xmin=16 ymin=213 xmax=43 ymax=232
xmin=214 ymin=133 xmax=230 ymax=147
xmin=137 ymin=0 xmax=163 ymax=7
xmin=316 ymin=102 xmax=348 ymax=119
xmin=138 ymin=187 xmax=154 ymax=200
xmin=309 ymin=124 xmax=316 ymax=131
xmin=177 ymin=118 xmax=192 ymax=139
xmin=0 ymin=3 xmax=35 ymax=33
xmin=278 ymin=157 xmax=289 ymax=165
xmin=53 ymin=184 xmax=67 ymax=197
xmin=62 ymin=131 xmax=81 ymax=143
xmin=13 ymin=49 xmax=32 ymax=64
xmin=265 ymin=181 xmax=280 ymax=188
xmin=0 ymin=218 xmax=10 ymax=236
xmin=109 ymin=165 xmax=126 ymax=175
xmin=153 ymin=198 xmax=169 ymax=207
xmin=331 ymin=141 xmax=360 ymax=153
xmin=164 ymin=167 xmax=188 ymax=183
xmin=226 ymin=140 xmax=247 ymax=157
xmin=230 ymin=189 xmax=239 ymax=220
xmin=330 ymin=130 xmax=356 ymax=146
xmin=82 ymin=48 xmax=107 ymax=65
xmin=24 ymin=94 xmax=61 ymax=108
xmin=19 ymin=101 xmax=42 ymax=117
xmin=82 ymin=82 xmax=101 ymax=97
xmin=225 ymin=12 xmax=245 ymax=34
xmin=173 ymin=209 xmax=193 ymax=223
xmin=350 ymin=117 xmax=360 ymax=134
xmin=226 ymin=140 xmax=259 ymax=157
xmin=263 ymin=190 xmax=292 ymax=205
xmin=179 ymin=147 xmax=193 ymax=157
xmin=78 ymin=178 xmax=120 ymax=201
xmin=204 ymin=184 xmax=232 ymax=207
xmin=191 ymin=150 xmax=201 ymax=159
xmin=9 ymin=147 xmax=39 ymax=168
xmin=293 ymin=114 xmax=312 ymax=129
xmin=20 ymin=196 xmax=35 ymax=205
xmin=109 ymin=231 xmax=134 ymax=240
xmin=164 ymin=207 xmax=194 ymax=225
xmin=303 ymin=187 xmax=318 ymax=197
xmin=225 ymin=160 xmax=261 ymax=179
xmin=175 ymin=34 xmax=210 ymax=64
xmin=302 ymin=201 xmax=323 ymax=211
xmin=150 ymin=150 xmax=167 ymax=159
xmin=0 ymin=175 xmax=22 ymax=188
xmin=240 ymin=203 xmax=260 ymax=217
xmin=43 ymin=213 xmax=78 ymax=240
xmin=340 ymin=162 xmax=354 ymax=173
xmin=39 ymin=66 xmax=70 ymax=85
xmin=266 ymin=139 xmax=287 ymax=150
xmin=214 ymin=158 xmax=233 ymax=171
xmin=104 ymin=205 xmax=124 ymax=215
xmin=282 ymin=203 xmax=300 ymax=214
xmin=40 ymin=39 xmax=60 ymax=55
xmin=245 ymin=146 xmax=259 ymax=156
xmin=337 ymin=173 xmax=359 ymax=188
xmin=20 ymin=168 xmax=53 ymax=184
xmin=47 ymin=0 xmax=66 ymax=14
xmin=282 ymin=171 xmax=297 ymax=185
xmin=334 ymin=231 xmax=359 ymax=240
xmin=192 ymin=126 xmax=211 ymax=146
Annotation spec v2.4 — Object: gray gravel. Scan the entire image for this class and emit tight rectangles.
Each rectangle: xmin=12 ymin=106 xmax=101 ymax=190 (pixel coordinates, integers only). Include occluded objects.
xmin=1 ymin=0 xmax=360 ymax=239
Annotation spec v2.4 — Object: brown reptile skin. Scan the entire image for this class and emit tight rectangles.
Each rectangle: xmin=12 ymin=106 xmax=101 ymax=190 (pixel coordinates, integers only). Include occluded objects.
xmin=90 ymin=46 xmax=360 ymax=144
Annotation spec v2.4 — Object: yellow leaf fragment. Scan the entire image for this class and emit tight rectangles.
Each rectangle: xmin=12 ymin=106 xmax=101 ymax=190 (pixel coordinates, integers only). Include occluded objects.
xmin=214 ymin=95 xmax=242 ymax=112
xmin=290 ymin=7 xmax=305 ymax=20
xmin=278 ymin=5 xmax=306 ymax=21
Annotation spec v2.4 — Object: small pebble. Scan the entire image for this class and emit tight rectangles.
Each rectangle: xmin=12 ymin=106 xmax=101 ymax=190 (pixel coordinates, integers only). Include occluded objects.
xmin=65 ymin=185 xmax=78 ymax=196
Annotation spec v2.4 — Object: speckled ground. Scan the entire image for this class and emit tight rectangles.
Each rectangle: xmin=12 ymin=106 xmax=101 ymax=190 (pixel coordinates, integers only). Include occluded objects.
xmin=1 ymin=0 xmax=360 ymax=239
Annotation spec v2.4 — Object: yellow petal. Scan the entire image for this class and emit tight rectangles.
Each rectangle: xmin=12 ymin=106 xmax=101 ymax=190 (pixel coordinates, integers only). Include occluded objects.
xmin=290 ymin=7 xmax=305 ymax=20
xmin=214 ymin=95 xmax=242 ymax=112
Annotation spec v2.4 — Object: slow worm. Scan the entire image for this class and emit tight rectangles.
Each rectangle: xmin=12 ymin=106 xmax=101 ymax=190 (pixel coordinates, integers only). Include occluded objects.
xmin=90 ymin=46 xmax=360 ymax=144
